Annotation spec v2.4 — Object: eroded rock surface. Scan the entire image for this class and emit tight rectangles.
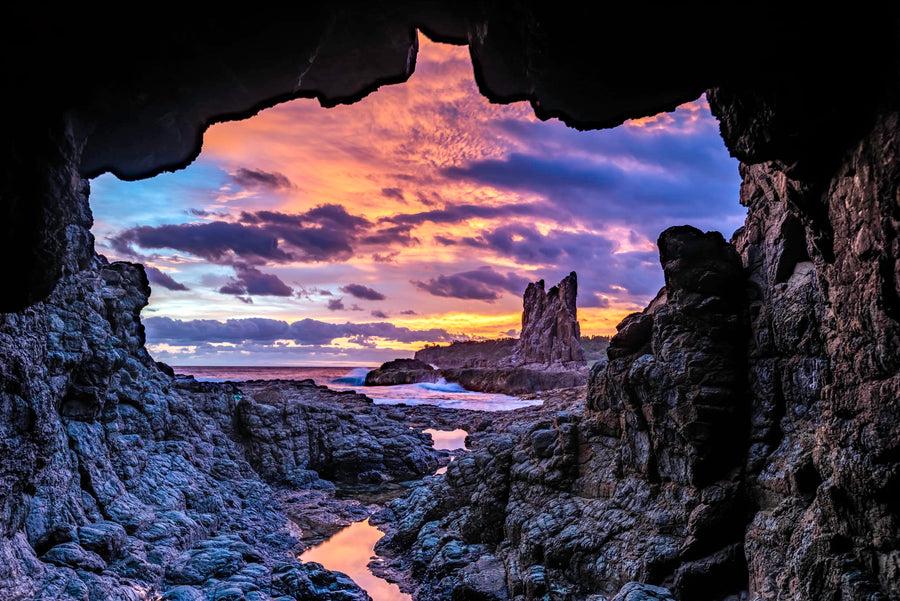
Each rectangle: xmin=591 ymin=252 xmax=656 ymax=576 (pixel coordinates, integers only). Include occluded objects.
xmin=0 ymin=180 xmax=439 ymax=599
xmin=503 ymin=272 xmax=585 ymax=369
xmin=377 ymin=98 xmax=900 ymax=601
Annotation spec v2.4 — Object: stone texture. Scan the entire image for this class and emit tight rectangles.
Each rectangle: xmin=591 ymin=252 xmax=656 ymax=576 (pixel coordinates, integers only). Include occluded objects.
xmin=365 ymin=359 xmax=440 ymax=386
xmin=0 ymin=181 xmax=437 ymax=599
xmin=237 ymin=379 xmax=440 ymax=485
xmin=503 ymin=272 xmax=585 ymax=368
xmin=611 ymin=583 xmax=677 ymax=601
xmin=379 ymin=93 xmax=900 ymax=601
xmin=380 ymin=229 xmax=752 ymax=601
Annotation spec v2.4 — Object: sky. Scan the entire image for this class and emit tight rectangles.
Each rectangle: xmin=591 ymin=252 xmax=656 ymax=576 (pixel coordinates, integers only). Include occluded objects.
xmin=89 ymin=34 xmax=744 ymax=367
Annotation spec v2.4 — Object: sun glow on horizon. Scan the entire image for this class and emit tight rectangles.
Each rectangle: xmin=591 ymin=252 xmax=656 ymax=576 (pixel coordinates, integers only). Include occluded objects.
xmin=90 ymin=33 xmax=742 ymax=365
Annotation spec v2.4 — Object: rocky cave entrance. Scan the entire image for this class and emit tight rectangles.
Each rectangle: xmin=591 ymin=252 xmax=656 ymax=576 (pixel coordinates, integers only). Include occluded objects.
xmin=5 ymin=7 xmax=897 ymax=601
xmin=86 ymin=32 xmax=744 ymax=370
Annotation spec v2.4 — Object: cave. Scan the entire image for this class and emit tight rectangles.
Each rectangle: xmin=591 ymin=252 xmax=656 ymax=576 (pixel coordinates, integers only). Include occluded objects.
xmin=1 ymin=4 xmax=898 ymax=601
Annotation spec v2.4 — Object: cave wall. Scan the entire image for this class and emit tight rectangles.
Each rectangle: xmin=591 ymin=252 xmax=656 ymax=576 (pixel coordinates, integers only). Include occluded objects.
xmin=3 ymin=4 xmax=896 ymax=312
xmin=0 ymin=3 xmax=898 ymax=601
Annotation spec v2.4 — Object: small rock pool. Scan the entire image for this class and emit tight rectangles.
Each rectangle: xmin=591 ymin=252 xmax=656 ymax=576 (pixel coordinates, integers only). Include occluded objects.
xmin=300 ymin=428 xmax=470 ymax=600
xmin=299 ymin=518 xmax=409 ymax=601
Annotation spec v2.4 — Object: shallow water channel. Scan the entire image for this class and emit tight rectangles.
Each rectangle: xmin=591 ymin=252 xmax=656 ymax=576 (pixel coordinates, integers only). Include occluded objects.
xmin=298 ymin=428 xmax=469 ymax=601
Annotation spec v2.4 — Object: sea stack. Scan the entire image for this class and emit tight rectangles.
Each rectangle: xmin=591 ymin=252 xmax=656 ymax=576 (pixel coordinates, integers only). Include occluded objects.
xmin=502 ymin=271 xmax=585 ymax=368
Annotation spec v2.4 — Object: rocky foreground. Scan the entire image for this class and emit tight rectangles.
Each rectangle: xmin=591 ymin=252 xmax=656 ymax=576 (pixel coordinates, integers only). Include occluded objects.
xmin=2 ymin=97 xmax=900 ymax=601
xmin=0 ymin=183 xmax=447 ymax=601
xmin=1 ymin=170 xmax=898 ymax=601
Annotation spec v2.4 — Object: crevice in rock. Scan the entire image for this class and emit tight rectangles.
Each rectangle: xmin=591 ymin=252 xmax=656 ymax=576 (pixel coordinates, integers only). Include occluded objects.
xmin=775 ymin=216 xmax=811 ymax=284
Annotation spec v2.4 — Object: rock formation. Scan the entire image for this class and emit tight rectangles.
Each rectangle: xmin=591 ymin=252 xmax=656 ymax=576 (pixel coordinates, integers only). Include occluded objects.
xmin=377 ymin=96 xmax=900 ymax=600
xmin=365 ymin=359 xmax=441 ymax=386
xmin=0 ymin=182 xmax=441 ymax=599
xmin=502 ymin=272 xmax=585 ymax=368
xmin=390 ymin=273 xmax=588 ymax=394
xmin=0 ymin=5 xmax=897 ymax=601
xmin=380 ymin=227 xmax=752 ymax=600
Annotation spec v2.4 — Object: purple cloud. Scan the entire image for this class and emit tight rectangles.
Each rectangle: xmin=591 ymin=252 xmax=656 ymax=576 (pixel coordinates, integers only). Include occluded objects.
xmin=112 ymin=204 xmax=374 ymax=265
xmin=219 ymin=265 xmax=293 ymax=297
xmin=340 ymin=283 xmax=386 ymax=301
xmin=145 ymin=266 xmax=189 ymax=291
xmin=381 ymin=187 xmax=405 ymax=201
xmin=112 ymin=221 xmax=291 ymax=263
xmin=232 ymin=167 xmax=293 ymax=190
xmin=412 ymin=266 xmax=529 ymax=302
xmin=144 ymin=316 xmax=457 ymax=347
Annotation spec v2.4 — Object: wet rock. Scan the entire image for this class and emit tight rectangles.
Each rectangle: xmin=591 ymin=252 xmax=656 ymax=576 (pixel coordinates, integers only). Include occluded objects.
xmin=365 ymin=358 xmax=440 ymax=385
xmin=237 ymin=379 xmax=441 ymax=484
xmin=457 ymin=554 xmax=509 ymax=601
xmin=77 ymin=521 xmax=127 ymax=560
xmin=41 ymin=542 xmax=106 ymax=572
xmin=610 ymin=582 xmax=676 ymax=601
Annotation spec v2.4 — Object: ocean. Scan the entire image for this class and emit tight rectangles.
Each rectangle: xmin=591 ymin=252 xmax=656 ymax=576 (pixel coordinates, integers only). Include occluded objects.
xmin=174 ymin=366 xmax=541 ymax=412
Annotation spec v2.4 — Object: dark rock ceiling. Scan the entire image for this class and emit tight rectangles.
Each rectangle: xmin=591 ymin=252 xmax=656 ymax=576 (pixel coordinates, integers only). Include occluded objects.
xmin=1 ymin=3 xmax=897 ymax=311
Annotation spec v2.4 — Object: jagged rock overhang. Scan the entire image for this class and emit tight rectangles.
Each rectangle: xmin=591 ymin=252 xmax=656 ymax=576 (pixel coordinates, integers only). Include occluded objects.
xmin=1 ymin=4 xmax=898 ymax=312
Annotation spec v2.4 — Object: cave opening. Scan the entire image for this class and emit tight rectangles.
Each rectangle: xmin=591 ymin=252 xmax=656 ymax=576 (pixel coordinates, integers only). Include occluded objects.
xmin=86 ymin=32 xmax=744 ymax=370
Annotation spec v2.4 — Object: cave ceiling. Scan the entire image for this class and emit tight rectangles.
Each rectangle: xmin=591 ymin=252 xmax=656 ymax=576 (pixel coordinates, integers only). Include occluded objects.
xmin=1 ymin=3 xmax=897 ymax=312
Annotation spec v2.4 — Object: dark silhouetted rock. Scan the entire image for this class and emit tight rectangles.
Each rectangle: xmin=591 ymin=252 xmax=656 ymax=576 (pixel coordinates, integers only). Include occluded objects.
xmin=365 ymin=358 xmax=440 ymax=385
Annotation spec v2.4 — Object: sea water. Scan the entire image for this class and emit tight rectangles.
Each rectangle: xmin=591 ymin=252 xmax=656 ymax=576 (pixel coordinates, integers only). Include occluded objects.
xmin=176 ymin=365 xmax=500 ymax=600
xmin=175 ymin=366 xmax=541 ymax=411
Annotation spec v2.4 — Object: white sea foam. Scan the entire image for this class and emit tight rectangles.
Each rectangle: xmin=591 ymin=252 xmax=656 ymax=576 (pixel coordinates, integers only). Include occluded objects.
xmin=416 ymin=378 xmax=468 ymax=393
xmin=175 ymin=366 xmax=541 ymax=411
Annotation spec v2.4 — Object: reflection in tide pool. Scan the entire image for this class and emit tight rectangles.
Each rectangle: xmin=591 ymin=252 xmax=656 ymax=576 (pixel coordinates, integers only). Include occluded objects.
xmin=299 ymin=518 xmax=410 ymax=601
xmin=425 ymin=429 xmax=468 ymax=475
xmin=424 ymin=428 xmax=468 ymax=451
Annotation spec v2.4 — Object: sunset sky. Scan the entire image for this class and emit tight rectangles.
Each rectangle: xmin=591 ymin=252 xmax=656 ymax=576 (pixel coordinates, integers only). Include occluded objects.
xmin=90 ymin=34 xmax=744 ymax=366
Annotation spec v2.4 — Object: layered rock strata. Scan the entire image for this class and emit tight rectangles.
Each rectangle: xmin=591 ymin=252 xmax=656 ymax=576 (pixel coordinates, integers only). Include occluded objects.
xmin=502 ymin=272 xmax=585 ymax=369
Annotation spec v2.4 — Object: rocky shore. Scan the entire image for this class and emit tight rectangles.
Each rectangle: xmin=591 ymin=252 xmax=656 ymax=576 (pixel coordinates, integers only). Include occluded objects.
xmin=1 ymin=7 xmax=898 ymax=600
xmin=366 ymin=272 xmax=590 ymax=395
xmin=0 ymin=183 xmax=444 ymax=600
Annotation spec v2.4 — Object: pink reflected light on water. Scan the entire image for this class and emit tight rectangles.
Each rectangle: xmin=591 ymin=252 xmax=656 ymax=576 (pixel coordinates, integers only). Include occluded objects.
xmin=423 ymin=428 xmax=468 ymax=451
xmin=299 ymin=518 xmax=410 ymax=601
